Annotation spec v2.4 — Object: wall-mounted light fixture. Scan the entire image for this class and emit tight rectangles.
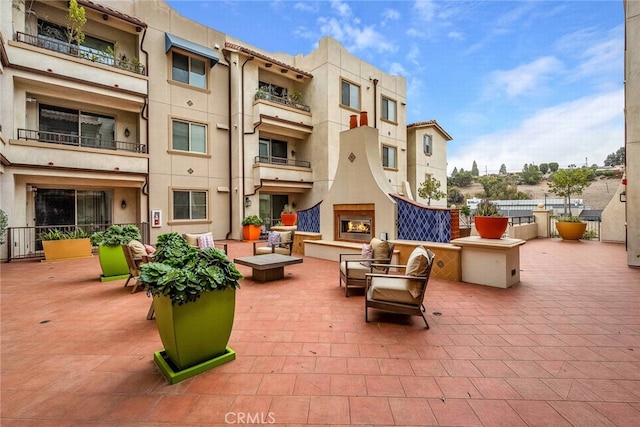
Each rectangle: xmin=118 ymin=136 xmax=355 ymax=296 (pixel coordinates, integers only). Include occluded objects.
xmin=291 ymin=150 xmax=296 ymax=157
xmin=124 ymin=127 xmax=130 ymax=137
xmin=620 ymin=190 xmax=627 ymax=203
xmin=244 ymin=196 xmax=252 ymax=208
xmin=121 ymin=200 xmax=127 ymax=209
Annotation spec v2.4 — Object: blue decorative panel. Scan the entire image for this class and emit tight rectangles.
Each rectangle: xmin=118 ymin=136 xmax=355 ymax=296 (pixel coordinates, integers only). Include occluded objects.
xmin=296 ymin=202 xmax=321 ymax=233
xmin=393 ymin=196 xmax=451 ymax=242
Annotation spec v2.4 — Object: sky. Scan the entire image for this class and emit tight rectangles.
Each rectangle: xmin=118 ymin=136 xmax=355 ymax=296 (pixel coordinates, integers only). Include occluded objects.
xmin=166 ymin=0 xmax=625 ymax=175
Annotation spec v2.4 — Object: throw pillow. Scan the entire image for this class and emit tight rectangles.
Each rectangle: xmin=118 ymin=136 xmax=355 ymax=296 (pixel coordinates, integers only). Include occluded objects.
xmin=405 ymin=246 xmax=430 ymax=298
xmin=359 ymin=243 xmax=373 ymax=267
xmin=267 ymin=232 xmax=281 ymax=247
xmin=198 ymin=234 xmax=215 ymax=249
xmin=144 ymin=244 xmax=156 ymax=255
xmin=278 ymin=231 xmax=292 ymax=244
xmin=128 ymin=239 xmax=147 ymax=259
xmin=373 ymin=240 xmax=391 ymax=260
xmin=183 ymin=233 xmax=199 ymax=247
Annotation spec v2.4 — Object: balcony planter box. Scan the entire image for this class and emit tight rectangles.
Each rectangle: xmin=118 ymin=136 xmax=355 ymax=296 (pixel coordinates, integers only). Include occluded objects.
xmin=97 ymin=245 xmax=130 ymax=282
xmin=42 ymin=238 xmax=92 ymax=261
xmin=280 ymin=213 xmax=297 ymax=227
xmin=241 ymin=215 xmax=263 ymax=241
xmin=556 ymin=221 xmax=587 ymax=240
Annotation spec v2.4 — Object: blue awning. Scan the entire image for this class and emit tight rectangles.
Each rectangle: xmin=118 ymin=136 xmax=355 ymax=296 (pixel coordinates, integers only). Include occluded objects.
xmin=165 ymin=33 xmax=219 ymax=67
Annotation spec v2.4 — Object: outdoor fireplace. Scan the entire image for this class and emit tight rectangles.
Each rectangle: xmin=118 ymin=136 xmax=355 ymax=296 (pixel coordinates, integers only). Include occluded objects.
xmin=334 ymin=204 xmax=375 ymax=243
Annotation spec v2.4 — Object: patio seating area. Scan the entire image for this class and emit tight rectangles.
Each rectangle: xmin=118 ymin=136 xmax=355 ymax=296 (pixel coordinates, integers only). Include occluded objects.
xmin=1 ymin=238 xmax=639 ymax=425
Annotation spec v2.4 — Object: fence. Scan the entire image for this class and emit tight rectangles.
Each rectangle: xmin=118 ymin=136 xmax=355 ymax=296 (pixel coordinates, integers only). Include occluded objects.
xmin=6 ymin=222 xmax=150 ymax=261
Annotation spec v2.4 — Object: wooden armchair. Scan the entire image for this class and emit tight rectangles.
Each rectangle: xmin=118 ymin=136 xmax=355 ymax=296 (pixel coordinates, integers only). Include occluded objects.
xmin=121 ymin=244 xmax=150 ymax=294
xmin=339 ymin=238 xmax=395 ymax=297
xmin=253 ymin=230 xmax=295 ymax=256
xmin=365 ymin=246 xmax=435 ymax=328
xmin=182 ymin=232 xmax=228 ymax=253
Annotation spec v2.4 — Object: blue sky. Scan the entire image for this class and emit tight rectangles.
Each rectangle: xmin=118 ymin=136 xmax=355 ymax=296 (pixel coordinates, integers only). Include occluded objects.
xmin=166 ymin=0 xmax=624 ymax=174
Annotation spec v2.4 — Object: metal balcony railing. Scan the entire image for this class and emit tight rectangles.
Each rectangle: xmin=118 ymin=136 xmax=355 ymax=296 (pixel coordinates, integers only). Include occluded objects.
xmin=254 ymin=92 xmax=311 ymax=113
xmin=6 ymin=222 xmax=150 ymax=261
xmin=254 ymin=156 xmax=310 ymax=168
xmin=18 ymin=129 xmax=147 ymax=153
xmin=15 ymin=32 xmax=146 ymax=75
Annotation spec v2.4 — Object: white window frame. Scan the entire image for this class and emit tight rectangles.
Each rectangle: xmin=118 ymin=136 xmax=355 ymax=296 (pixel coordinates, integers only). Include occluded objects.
xmin=381 ymin=96 xmax=397 ymax=123
xmin=423 ymin=134 xmax=433 ymax=156
xmin=171 ymin=119 xmax=207 ymax=154
xmin=382 ymin=144 xmax=397 ymax=169
xmin=340 ymin=78 xmax=360 ymax=110
xmin=171 ymin=189 xmax=208 ymax=221
xmin=171 ymin=51 xmax=207 ymax=89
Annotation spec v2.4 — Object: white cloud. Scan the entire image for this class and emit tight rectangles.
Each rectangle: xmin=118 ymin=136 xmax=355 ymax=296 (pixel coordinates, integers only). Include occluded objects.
xmin=330 ymin=0 xmax=352 ymax=18
xmin=486 ymin=56 xmax=564 ymax=98
xmin=382 ymin=8 xmax=400 ymax=22
xmin=317 ymin=13 xmax=398 ymax=54
xmin=447 ymin=31 xmax=465 ymax=41
xmin=413 ymin=0 xmax=437 ymax=22
xmin=448 ymin=90 xmax=624 ymax=174
xmin=389 ymin=62 xmax=409 ymax=77
xmin=294 ymin=2 xmax=318 ymax=13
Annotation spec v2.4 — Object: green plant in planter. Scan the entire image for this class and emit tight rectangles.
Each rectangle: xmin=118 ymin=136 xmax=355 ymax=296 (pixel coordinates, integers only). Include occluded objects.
xmin=474 ymin=199 xmax=503 ymax=217
xmin=39 ymin=228 xmax=89 ymax=240
xmin=91 ymin=224 xmax=141 ymax=246
xmin=0 ymin=209 xmax=8 ymax=245
xmin=241 ymin=215 xmax=263 ymax=226
xmin=140 ymin=233 xmax=242 ymax=305
xmin=556 ymin=215 xmax=583 ymax=223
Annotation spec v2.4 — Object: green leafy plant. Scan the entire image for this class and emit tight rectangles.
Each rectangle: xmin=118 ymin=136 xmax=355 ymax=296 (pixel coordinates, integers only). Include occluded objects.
xmin=556 ymin=215 xmax=583 ymax=223
xmin=0 ymin=209 xmax=8 ymax=245
xmin=418 ymin=176 xmax=446 ymax=206
xmin=90 ymin=224 xmax=141 ymax=246
xmin=474 ymin=199 xmax=502 ymax=217
xmin=281 ymin=204 xmax=295 ymax=214
xmin=548 ymin=167 xmax=591 ymax=216
xmin=241 ymin=215 xmax=263 ymax=226
xmin=39 ymin=228 xmax=89 ymax=241
xmin=139 ymin=233 xmax=242 ymax=305
xmin=66 ymin=0 xmax=86 ymax=46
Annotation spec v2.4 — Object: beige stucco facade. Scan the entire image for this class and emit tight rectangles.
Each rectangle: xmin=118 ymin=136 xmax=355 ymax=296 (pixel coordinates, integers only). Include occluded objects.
xmin=624 ymin=0 xmax=640 ymax=267
xmin=0 ymin=0 xmax=449 ymax=260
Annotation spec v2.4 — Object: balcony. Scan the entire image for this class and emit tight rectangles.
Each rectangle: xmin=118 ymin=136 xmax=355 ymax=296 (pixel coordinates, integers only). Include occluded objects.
xmin=253 ymin=94 xmax=313 ymax=139
xmin=18 ymin=129 xmax=146 ymax=153
xmin=14 ymin=32 xmax=146 ymax=75
xmin=254 ymin=92 xmax=310 ymax=112
xmin=253 ymin=156 xmax=313 ymax=193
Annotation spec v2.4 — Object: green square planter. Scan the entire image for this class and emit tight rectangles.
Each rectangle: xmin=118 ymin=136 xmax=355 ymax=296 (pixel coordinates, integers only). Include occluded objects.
xmin=153 ymin=287 xmax=236 ymax=382
xmin=98 ymin=245 xmax=130 ymax=282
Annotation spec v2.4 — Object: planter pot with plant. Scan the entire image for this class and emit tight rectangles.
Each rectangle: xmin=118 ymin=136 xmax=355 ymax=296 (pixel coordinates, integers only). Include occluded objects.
xmin=139 ymin=233 xmax=242 ymax=384
xmin=554 ymin=215 xmax=587 ymax=240
xmin=39 ymin=228 xmax=92 ymax=261
xmin=473 ymin=199 xmax=508 ymax=239
xmin=280 ymin=204 xmax=297 ymax=226
xmin=91 ymin=224 xmax=142 ymax=282
xmin=241 ymin=215 xmax=263 ymax=240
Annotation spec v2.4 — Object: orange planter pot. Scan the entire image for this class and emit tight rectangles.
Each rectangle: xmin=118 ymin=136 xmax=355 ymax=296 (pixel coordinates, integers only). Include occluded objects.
xmin=242 ymin=225 xmax=261 ymax=241
xmin=280 ymin=213 xmax=297 ymax=226
xmin=474 ymin=216 xmax=509 ymax=239
xmin=556 ymin=221 xmax=587 ymax=240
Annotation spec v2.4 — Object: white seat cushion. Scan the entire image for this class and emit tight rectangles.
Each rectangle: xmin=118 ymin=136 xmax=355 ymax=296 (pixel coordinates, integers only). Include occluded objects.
xmin=368 ymin=276 xmax=422 ymax=305
xmin=256 ymin=246 xmax=290 ymax=255
xmin=340 ymin=261 xmax=387 ymax=280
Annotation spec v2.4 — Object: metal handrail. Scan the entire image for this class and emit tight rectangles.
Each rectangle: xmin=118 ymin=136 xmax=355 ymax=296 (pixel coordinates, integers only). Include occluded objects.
xmin=254 ymin=156 xmax=311 ymax=168
xmin=18 ymin=129 xmax=147 ymax=154
xmin=15 ymin=32 xmax=146 ymax=75
xmin=254 ymin=92 xmax=311 ymax=113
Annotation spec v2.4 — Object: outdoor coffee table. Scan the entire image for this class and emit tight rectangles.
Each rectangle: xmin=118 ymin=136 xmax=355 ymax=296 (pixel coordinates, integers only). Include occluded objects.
xmin=233 ymin=253 xmax=303 ymax=282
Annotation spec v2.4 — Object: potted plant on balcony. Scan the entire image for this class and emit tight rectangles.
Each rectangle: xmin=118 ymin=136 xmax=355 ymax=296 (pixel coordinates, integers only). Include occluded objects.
xmin=91 ymin=224 xmax=142 ymax=282
xmin=280 ymin=204 xmax=297 ymax=227
xmin=139 ymin=233 xmax=242 ymax=384
xmin=473 ymin=199 xmax=508 ymax=239
xmin=39 ymin=228 xmax=92 ymax=261
xmin=241 ymin=215 xmax=263 ymax=240
xmin=554 ymin=215 xmax=587 ymax=240
xmin=0 ymin=209 xmax=7 ymax=246
xmin=548 ymin=167 xmax=591 ymax=241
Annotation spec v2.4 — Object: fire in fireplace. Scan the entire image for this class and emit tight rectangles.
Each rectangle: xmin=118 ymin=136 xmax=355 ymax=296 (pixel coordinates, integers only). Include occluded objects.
xmin=339 ymin=216 xmax=372 ymax=242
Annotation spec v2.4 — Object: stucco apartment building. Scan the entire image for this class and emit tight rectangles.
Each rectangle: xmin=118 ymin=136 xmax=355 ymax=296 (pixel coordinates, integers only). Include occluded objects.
xmin=0 ymin=0 xmax=450 ymax=260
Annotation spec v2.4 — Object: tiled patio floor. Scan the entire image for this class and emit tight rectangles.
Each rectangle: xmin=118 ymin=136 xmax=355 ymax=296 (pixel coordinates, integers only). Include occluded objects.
xmin=1 ymin=238 xmax=639 ymax=426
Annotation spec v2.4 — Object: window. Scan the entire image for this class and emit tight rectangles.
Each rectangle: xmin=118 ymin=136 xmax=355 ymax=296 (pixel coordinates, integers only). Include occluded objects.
xmin=258 ymin=138 xmax=287 ymax=164
xmin=382 ymin=145 xmax=397 ymax=169
xmin=173 ymin=190 xmax=208 ymax=220
xmin=381 ymin=97 xmax=397 ymax=122
xmin=172 ymin=52 xmax=206 ymax=88
xmin=35 ymin=189 xmax=112 ymax=228
xmin=258 ymin=81 xmax=288 ymax=101
xmin=423 ymin=134 xmax=433 ymax=155
xmin=172 ymin=120 xmax=207 ymax=153
xmin=39 ymin=104 xmax=115 ymax=149
xmin=341 ymin=79 xmax=360 ymax=110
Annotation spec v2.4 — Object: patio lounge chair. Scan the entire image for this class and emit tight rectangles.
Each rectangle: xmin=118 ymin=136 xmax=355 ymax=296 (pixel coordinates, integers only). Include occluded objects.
xmin=182 ymin=232 xmax=228 ymax=253
xmin=253 ymin=230 xmax=295 ymax=256
xmin=339 ymin=238 xmax=395 ymax=297
xmin=365 ymin=246 xmax=435 ymax=328
xmin=121 ymin=243 xmax=150 ymax=294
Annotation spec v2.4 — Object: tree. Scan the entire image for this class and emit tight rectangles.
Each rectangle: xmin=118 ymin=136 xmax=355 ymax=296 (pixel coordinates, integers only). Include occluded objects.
xmin=66 ymin=0 xmax=87 ymax=46
xmin=547 ymin=168 xmax=591 ymax=215
xmin=448 ymin=170 xmax=473 ymax=187
xmin=604 ymin=146 xmax=625 ymax=167
xmin=451 ymin=167 xmax=458 ymax=177
xmin=549 ymin=162 xmax=559 ymax=172
xmin=418 ymin=176 xmax=446 ymax=206
xmin=539 ymin=163 xmax=549 ymax=174
xmin=447 ymin=187 xmax=465 ymax=206
xmin=471 ymin=161 xmax=479 ymax=176
xmin=520 ymin=163 xmax=542 ymax=185
xmin=477 ymin=175 xmax=523 ymax=200
xmin=499 ymin=164 xmax=507 ymax=175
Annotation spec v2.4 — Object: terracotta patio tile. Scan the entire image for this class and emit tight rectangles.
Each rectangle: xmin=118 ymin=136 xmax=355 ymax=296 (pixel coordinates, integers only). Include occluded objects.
xmin=589 ymin=402 xmax=640 ymax=426
xmin=256 ymin=373 xmax=297 ymax=395
xmin=507 ymin=400 xmax=572 ymax=426
xmin=388 ymin=397 xmax=438 ymax=425
xmin=308 ymin=395 xmax=350 ymax=424
xmin=470 ymin=378 xmax=521 ymax=399
xmin=398 ymin=376 xmax=443 ymax=398
xmin=468 ymin=399 xmax=526 ymax=426
xmin=505 ymin=378 xmax=563 ymax=400
xmin=268 ymin=396 xmax=310 ymax=424
xmin=349 ymin=396 xmax=394 ymax=425
xmin=144 ymin=394 xmax=198 ymax=423
xmin=548 ymin=401 xmax=616 ymax=426
xmin=314 ymin=356 xmax=348 ymax=374
xmin=435 ymin=377 xmax=481 ymax=399
xmin=365 ymin=375 xmax=405 ymax=396
xmin=293 ymin=373 xmax=331 ymax=395
xmin=428 ymin=398 xmax=482 ymax=426
xmin=330 ymin=374 xmax=367 ymax=396
xmin=347 ymin=357 xmax=381 ymax=374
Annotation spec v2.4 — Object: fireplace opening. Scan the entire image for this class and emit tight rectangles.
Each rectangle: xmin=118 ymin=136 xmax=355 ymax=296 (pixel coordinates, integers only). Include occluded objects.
xmin=338 ymin=215 xmax=372 ymax=242
xmin=334 ymin=204 xmax=375 ymax=243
